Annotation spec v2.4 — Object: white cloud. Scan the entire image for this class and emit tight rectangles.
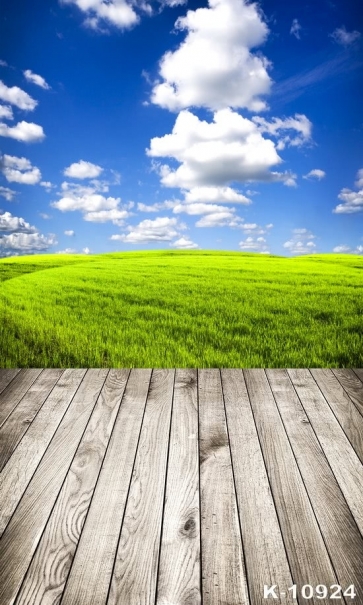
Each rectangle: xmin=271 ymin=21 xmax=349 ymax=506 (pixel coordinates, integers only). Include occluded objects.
xmin=64 ymin=160 xmax=103 ymax=179
xmin=61 ymin=0 xmax=139 ymax=31
xmin=0 ymin=232 xmax=57 ymax=256
xmin=57 ymin=247 xmax=77 ymax=254
xmin=52 ymin=193 xmax=120 ymax=212
xmin=195 ymin=209 xmax=241 ymax=228
xmin=0 ymin=80 xmax=37 ymax=110
xmin=333 ymin=245 xmax=351 ymax=253
xmin=290 ymin=18 xmax=302 ymax=39
xmin=151 ymin=0 xmax=271 ymax=112
xmin=83 ymin=208 xmax=129 ymax=225
xmin=184 ymin=186 xmax=251 ymax=204
xmin=111 ymin=216 xmax=181 ymax=243
xmin=171 ymin=236 xmax=198 ymax=249
xmin=0 ymin=211 xmax=37 ymax=234
xmin=39 ymin=213 xmax=52 ymax=219
xmin=82 ymin=247 xmax=91 ymax=254
xmin=148 ymin=108 xmax=300 ymax=190
xmin=23 ymin=69 xmax=50 ymax=90
xmin=0 ymin=105 xmax=13 ymax=120
xmin=330 ymin=26 xmax=361 ymax=46
xmin=303 ymin=169 xmax=326 ymax=180
xmin=137 ymin=202 xmax=163 ymax=212
xmin=0 ymin=60 xmax=8 ymax=67
xmin=0 ymin=120 xmax=45 ymax=142
xmin=333 ymin=169 xmax=363 ymax=214
xmin=0 ymin=186 xmax=17 ymax=201
xmin=252 ymin=113 xmax=312 ymax=149
xmin=239 ymin=235 xmax=269 ymax=253
xmin=283 ymin=228 xmax=317 ymax=255
xmin=64 ymin=230 xmax=75 ymax=236
xmin=1 ymin=154 xmax=42 ymax=184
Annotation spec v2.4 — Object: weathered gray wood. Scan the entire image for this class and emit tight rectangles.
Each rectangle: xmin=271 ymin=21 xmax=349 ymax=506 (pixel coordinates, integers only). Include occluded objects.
xmin=15 ymin=369 xmax=130 ymax=605
xmin=244 ymin=369 xmax=337 ymax=605
xmin=0 ymin=369 xmax=20 ymax=396
xmin=354 ymin=368 xmax=363 ymax=383
xmin=0 ymin=369 xmax=42 ymax=427
xmin=0 ymin=370 xmax=107 ymax=605
xmin=198 ymin=369 xmax=249 ymax=605
xmin=0 ymin=369 xmax=63 ymax=472
xmin=311 ymin=369 xmax=363 ymax=464
xmin=0 ymin=369 xmax=86 ymax=536
xmin=268 ymin=369 xmax=363 ymax=602
xmin=156 ymin=369 xmax=201 ymax=605
xmin=331 ymin=369 xmax=363 ymax=417
xmin=60 ymin=369 xmax=151 ymax=605
xmin=108 ymin=369 xmax=175 ymax=605
xmin=222 ymin=369 xmax=295 ymax=605
xmin=288 ymin=369 xmax=363 ymax=537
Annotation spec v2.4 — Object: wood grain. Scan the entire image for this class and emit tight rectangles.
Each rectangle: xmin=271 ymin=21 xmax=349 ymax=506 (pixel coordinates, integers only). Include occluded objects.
xmin=310 ymin=368 xmax=363 ymax=464
xmin=0 ymin=369 xmax=86 ymax=536
xmin=222 ymin=369 xmax=295 ymax=605
xmin=331 ymin=369 xmax=363 ymax=417
xmin=0 ymin=369 xmax=20 ymax=396
xmin=0 ymin=369 xmax=107 ymax=605
xmin=244 ymin=369 xmax=337 ymax=605
xmin=156 ymin=369 xmax=201 ymax=605
xmin=199 ymin=369 xmax=249 ymax=605
xmin=15 ymin=369 xmax=130 ymax=605
xmin=60 ymin=369 xmax=151 ymax=605
xmin=0 ymin=369 xmax=42 ymax=427
xmin=108 ymin=369 xmax=175 ymax=605
xmin=354 ymin=368 xmax=363 ymax=383
xmin=0 ymin=369 xmax=63 ymax=472
xmin=268 ymin=369 xmax=363 ymax=602
xmin=288 ymin=369 xmax=363 ymax=536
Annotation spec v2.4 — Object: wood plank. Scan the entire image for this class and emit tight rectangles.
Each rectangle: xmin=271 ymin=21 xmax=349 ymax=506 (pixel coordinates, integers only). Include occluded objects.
xmin=15 ymin=369 xmax=130 ymax=605
xmin=198 ymin=369 xmax=249 ymax=605
xmin=0 ymin=369 xmax=86 ymax=536
xmin=268 ymin=369 xmax=363 ymax=602
xmin=0 ymin=369 xmax=64 ymax=472
xmin=288 ymin=369 xmax=363 ymax=537
xmin=108 ymin=369 xmax=175 ymax=605
xmin=310 ymin=369 xmax=363 ymax=464
xmin=222 ymin=369 xmax=295 ymax=605
xmin=0 ymin=369 xmax=42 ymax=427
xmin=331 ymin=369 xmax=363 ymax=417
xmin=244 ymin=369 xmax=337 ymax=605
xmin=60 ymin=369 xmax=151 ymax=605
xmin=156 ymin=369 xmax=201 ymax=605
xmin=0 ymin=369 xmax=107 ymax=605
xmin=354 ymin=368 xmax=363 ymax=383
xmin=0 ymin=369 xmax=20 ymax=396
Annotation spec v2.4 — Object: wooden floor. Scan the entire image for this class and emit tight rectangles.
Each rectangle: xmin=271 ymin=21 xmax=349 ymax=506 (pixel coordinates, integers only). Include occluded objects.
xmin=0 ymin=369 xmax=362 ymax=605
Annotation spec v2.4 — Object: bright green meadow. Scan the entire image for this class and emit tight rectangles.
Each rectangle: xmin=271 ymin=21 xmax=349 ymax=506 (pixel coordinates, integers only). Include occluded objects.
xmin=0 ymin=250 xmax=362 ymax=367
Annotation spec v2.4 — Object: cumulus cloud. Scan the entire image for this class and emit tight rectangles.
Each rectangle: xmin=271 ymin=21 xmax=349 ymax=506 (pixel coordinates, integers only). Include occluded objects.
xmin=0 ymin=105 xmax=13 ymax=120
xmin=0 ymin=120 xmax=45 ymax=142
xmin=283 ymin=228 xmax=317 ymax=255
xmin=330 ymin=26 xmax=361 ymax=46
xmin=333 ymin=244 xmax=363 ymax=254
xmin=64 ymin=230 xmax=75 ymax=236
xmin=23 ymin=69 xmax=50 ymax=90
xmin=0 ymin=211 xmax=56 ymax=257
xmin=184 ymin=186 xmax=251 ymax=204
xmin=239 ymin=235 xmax=269 ymax=253
xmin=171 ymin=236 xmax=198 ymax=249
xmin=61 ymin=0 xmax=140 ymax=31
xmin=52 ymin=193 xmax=121 ymax=212
xmin=0 ymin=154 xmax=42 ymax=184
xmin=57 ymin=247 xmax=77 ymax=254
xmin=303 ymin=169 xmax=326 ymax=180
xmin=252 ymin=113 xmax=312 ymax=149
xmin=148 ymin=108 xmax=301 ymax=190
xmin=64 ymin=160 xmax=103 ymax=179
xmin=333 ymin=169 xmax=363 ymax=214
xmin=0 ymin=186 xmax=17 ymax=201
xmin=290 ymin=18 xmax=302 ymax=39
xmin=151 ymin=0 xmax=271 ymax=112
xmin=0 ymin=80 xmax=37 ymax=110
xmin=83 ymin=208 xmax=129 ymax=225
xmin=110 ymin=216 xmax=181 ymax=243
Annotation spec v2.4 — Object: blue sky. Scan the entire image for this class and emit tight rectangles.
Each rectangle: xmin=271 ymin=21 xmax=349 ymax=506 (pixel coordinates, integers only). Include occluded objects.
xmin=0 ymin=0 xmax=362 ymax=256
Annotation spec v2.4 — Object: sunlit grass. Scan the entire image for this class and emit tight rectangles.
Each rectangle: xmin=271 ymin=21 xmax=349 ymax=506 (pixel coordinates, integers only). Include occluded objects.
xmin=0 ymin=250 xmax=362 ymax=367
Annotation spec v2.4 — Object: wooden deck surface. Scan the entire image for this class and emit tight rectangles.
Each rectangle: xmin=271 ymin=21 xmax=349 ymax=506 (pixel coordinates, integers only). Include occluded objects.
xmin=0 ymin=368 xmax=362 ymax=605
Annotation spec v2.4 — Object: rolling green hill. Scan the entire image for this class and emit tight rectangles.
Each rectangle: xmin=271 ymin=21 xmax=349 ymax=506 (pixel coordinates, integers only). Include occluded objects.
xmin=0 ymin=251 xmax=362 ymax=367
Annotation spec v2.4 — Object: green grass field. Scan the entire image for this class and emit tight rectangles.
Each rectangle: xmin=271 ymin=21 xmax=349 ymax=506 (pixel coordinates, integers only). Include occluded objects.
xmin=0 ymin=250 xmax=362 ymax=367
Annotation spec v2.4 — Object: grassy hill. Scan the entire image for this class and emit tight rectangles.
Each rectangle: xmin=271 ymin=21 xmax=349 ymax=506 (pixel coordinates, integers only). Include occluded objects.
xmin=0 ymin=250 xmax=362 ymax=367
